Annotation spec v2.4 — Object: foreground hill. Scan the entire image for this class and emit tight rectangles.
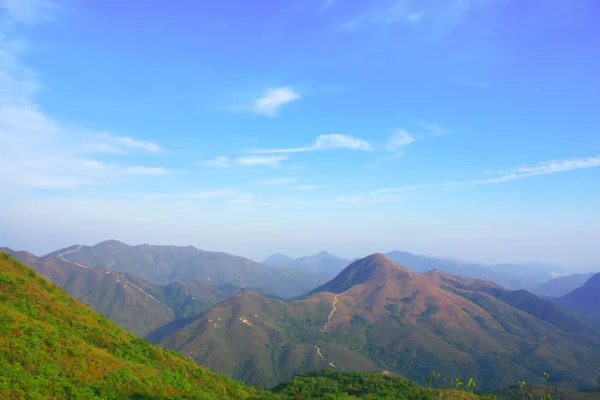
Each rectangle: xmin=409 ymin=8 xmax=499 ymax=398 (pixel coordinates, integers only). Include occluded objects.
xmin=49 ymin=240 xmax=327 ymax=298
xmin=263 ymin=251 xmax=351 ymax=278
xmin=558 ymin=273 xmax=600 ymax=323
xmin=158 ymin=254 xmax=600 ymax=391
xmin=2 ymin=248 xmax=245 ymax=337
xmin=0 ymin=252 xmax=484 ymax=400
xmin=0 ymin=252 xmax=265 ymax=399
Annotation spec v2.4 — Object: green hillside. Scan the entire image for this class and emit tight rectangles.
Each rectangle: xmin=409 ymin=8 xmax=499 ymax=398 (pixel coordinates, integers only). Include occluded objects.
xmin=0 ymin=252 xmax=265 ymax=399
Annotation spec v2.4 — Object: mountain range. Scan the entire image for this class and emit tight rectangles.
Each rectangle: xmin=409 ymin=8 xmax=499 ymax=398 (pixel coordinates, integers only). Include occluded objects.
xmin=155 ymin=254 xmax=600 ymax=391
xmin=264 ymin=250 xmax=597 ymax=297
xmin=4 ymin=241 xmax=600 ymax=394
xmin=0 ymin=251 xmax=498 ymax=399
xmin=45 ymin=240 xmax=330 ymax=298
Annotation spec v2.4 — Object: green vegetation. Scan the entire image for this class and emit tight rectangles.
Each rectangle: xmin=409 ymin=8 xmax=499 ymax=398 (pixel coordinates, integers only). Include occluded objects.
xmin=272 ymin=370 xmax=481 ymax=399
xmin=0 ymin=253 xmax=264 ymax=399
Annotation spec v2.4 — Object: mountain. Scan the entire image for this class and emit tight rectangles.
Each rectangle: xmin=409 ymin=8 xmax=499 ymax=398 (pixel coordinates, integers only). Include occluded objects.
xmin=557 ymin=273 xmax=600 ymax=323
xmin=2 ymin=247 xmax=246 ymax=337
xmin=158 ymin=254 xmax=600 ymax=391
xmin=48 ymin=240 xmax=328 ymax=298
xmin=262 ymin=253 xmax=294 ymax=267
xmin=263 ymin=251 xmax=350 ymax=277
xmin=0 ymin=252 xmax=265 ymax=399
xmin=0 ymin=251 xmax=484 ymax=400
xmin=530 ymin=273 xmax=596 ymax=298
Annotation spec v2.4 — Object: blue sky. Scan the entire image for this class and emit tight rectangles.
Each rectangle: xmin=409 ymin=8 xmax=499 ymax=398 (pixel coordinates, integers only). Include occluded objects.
xmin=0 ymin=0 xmax=599 ymax=267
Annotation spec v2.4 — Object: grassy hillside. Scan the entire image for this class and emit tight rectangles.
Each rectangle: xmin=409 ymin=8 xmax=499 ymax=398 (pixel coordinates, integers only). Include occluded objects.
xmin=159 ymin=254 xmax=600 ymax=391
xmin=0 ymin=252 xmax=266 ymax=399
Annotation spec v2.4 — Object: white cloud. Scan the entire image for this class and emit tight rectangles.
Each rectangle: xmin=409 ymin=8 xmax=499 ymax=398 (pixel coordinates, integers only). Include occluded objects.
xmin=85 ymin=133 xmax=162 ymax=153
xmin=290 ymin=185 xmax=319 ymax=191
xmin=386 ymin=129 xmax=415 ymax=150
xmin=315 ymin=134 xmax=372 ymax=150
xmin=253 ymin=86 xmax=300 ymax=117
xmin=238 ymin=155 xmax=289 ymax=167
xmin=204 ymin=155 xmax=289 ymax=168
xmin=247 ymin=133 xmax=372 ymax=154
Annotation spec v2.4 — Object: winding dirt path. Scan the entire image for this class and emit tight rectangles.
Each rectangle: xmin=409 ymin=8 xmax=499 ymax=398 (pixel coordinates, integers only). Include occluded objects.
xmin=314 ymin=345 xmax=336 ymax=368
xmin=323 ymin=294 xmax=339 ymax=331
xmin=56 ymin=246 xmax=87 ymax=269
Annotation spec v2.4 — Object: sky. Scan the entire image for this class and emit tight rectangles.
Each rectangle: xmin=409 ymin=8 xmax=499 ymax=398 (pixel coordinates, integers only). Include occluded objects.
xmin=0 ymin=0 xmax=599 ymax=267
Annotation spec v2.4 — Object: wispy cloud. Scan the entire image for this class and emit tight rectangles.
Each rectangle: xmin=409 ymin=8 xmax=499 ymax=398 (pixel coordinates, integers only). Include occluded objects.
xmin=386 ymin=129 xmax=415 ymax=150
xmin=253 ymin=86 xmax=300 ymax=117
xmin=238 ymin=155 xmax=289 ymax=167
xmin=341 ymin=0 xmax=496 ymax=37
xmin=146 ymin=189 xmax=236 ymax=200
xmin=375 ymin=154 xmax=600 ymax=194
xmin=247 ymin=134 xmax=372 ymax=154
xmin=290 ymin=184 xmax=319 ymax=191
xmin=227 ymin=194 xmax=276 ymax=210
xmin=422 ymin=122 xmax=451 ymax=136
xmin=204 ymin=155 xmax=289 ymax=168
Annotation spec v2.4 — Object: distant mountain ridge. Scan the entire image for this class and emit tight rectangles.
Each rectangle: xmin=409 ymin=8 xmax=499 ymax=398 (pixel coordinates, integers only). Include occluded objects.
xmin=48 ymin=240 xmax=329 ymax=298
xmin=557 ymin=273 xmax=600 ymax=323
xmin=530 ymin=273 xmax=595 ymax=297
xmin=263 ymin=250 xmax=350 ymax=277
xmin=266 ymin=249 xmax=596 ymax=296
xmin=158 ymin=253 xmax=600 ymax=390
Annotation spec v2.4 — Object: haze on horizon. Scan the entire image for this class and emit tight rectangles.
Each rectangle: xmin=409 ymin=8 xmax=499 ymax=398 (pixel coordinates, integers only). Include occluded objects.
xmin=0 ymin=0 xmax=599 ymax=268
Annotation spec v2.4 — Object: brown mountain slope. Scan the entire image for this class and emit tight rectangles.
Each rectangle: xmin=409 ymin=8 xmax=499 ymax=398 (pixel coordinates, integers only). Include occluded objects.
xmin=159 ymin=254 xmax=600 ymax=391
xmin=2 ymin=248 xmax=247 ymax=337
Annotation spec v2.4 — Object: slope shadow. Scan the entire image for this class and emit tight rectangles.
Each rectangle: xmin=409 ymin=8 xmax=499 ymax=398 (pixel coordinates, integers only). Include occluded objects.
xmin=145 ymin=317 xmax=195 ymax=344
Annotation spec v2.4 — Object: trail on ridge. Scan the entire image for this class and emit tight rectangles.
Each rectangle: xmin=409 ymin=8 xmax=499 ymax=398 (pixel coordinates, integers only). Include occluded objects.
xmin=323 ymin=294 xmax=339 ymax=331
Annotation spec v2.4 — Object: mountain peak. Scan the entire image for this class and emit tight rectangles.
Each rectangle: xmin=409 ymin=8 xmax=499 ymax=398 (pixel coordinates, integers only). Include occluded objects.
xmin=305 ymin=253 xmax=412 ymax=296
xmin=96 ymin=239 xmax=129 ymax=248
